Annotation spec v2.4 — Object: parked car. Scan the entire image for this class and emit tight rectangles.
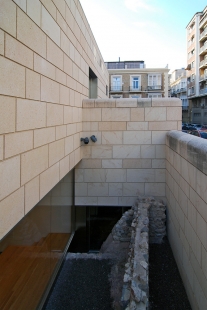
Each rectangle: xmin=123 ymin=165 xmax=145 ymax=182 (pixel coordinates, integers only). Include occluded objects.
xmin=182 ymin=124 xmax=197 ymax=131
xmin=191 ymin=123 xmax=202 ymax=130
xmin=201 ymin=125 xmax=207 ymax=130
xmin=189 ymin=130 xmax=207 ymax=139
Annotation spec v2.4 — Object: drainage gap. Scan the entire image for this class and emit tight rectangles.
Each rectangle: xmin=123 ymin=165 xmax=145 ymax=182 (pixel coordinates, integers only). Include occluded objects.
xmin=149 ymin=237 xmax=192 ymax=309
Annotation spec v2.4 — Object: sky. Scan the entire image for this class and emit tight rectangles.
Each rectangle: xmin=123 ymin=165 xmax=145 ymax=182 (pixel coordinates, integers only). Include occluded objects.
xmin=79 ymin=0 xmax=207 ymax=72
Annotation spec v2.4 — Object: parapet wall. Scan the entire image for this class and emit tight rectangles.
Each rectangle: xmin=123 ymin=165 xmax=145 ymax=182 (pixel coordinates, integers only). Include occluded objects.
xmin=166 ymin=130 xmax=207 ymax=309
xmin=75 ymin=98 xmax=181 ymax=206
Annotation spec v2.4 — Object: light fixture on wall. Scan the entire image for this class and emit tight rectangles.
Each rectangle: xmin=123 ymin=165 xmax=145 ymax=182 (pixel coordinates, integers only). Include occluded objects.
xmin=80 ymin=137 xmax=89 ymax=144
xmin=90 ymin=135 xmax=97 ymax=142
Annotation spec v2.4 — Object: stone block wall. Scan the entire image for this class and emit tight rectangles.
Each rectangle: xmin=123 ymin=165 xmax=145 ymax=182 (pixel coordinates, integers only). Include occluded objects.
xmin=0 ymin=0 xmax=109 ymax=241
xmin=166 ymin=130 xmax=207 ymax=310
xmin=75 ymin=98 xmax=181 ymax=206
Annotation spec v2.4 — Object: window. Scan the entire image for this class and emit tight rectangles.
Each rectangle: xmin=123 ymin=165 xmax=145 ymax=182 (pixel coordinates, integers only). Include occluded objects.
xmin=89 ymin=67 xmax=97 ymax=99
xmin=181 ymin=81 xmax=186 ymax=88
xmin=130 ymin=75 xmax=141 ymax=90
xmin=106 ymin=85 xmax=108 ymax=96
xmin=148 ymin=74 xmax=161 ymax=89
xmin=191 ymin=74 xmax=195 ymax=81
xmin=111 ymin=75 xmax=122 ymax=91
xmin=191 ymin=61 xmax=195 ymax=68
xmin=133 ymin=77 xmax=139 ymax=89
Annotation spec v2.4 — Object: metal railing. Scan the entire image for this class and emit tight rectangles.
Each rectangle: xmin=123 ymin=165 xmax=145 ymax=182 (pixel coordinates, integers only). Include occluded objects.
xmin=200 ymin=27 xmax=207 ymax=40
xmin=200 ymin=15 xmax=207 ymax=29
xmin=188 ymin=88 xmax=195 ymax=96
xmin=200 ymin=44 xmax=207 ymax=54
xmin=199 ymin=74 xmax=207 ymax=80
xmin=147 ymin=85 xmax=162 ymax=90
xmin=199 ymin=59 xmax=207 ymax=67
xmin=177 ymin=87 xmax=186 ymax=93
xmin=110 ymin=86 xmax=123 ymax=92
xmin=200 ymin=88 xmax=207 ymax=95
xmin=129 ymin=86 xmax=142 ymax=91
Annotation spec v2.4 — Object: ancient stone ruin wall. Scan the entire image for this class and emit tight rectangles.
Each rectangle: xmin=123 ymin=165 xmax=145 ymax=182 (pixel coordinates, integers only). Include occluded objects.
xmin=111 ymin=197 xmax=166 ymax=309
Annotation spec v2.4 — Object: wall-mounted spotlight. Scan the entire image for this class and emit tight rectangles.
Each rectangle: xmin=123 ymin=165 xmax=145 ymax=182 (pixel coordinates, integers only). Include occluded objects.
xmin=80 ymin=137 xmax=89 ymax=144
xmin=90 ymin=135 xmax=97 ymax=142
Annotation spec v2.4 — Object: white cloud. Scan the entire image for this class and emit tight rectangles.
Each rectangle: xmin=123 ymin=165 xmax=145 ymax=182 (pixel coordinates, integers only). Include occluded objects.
xmin=124 ymin=0 xmax=156 ymax=12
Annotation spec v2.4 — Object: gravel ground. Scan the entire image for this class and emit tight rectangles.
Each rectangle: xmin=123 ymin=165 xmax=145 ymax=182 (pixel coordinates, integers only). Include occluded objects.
xmin=43 ymin=258 xmax=113 ymax=310
xmin=44 ymin=236 xmax=192 ymax=310
xmin=149 ymin=237 xmax=192 ymax=310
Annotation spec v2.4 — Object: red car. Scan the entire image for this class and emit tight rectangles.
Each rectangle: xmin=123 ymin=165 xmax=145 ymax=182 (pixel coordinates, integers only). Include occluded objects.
xmin=189 ymin=130 xmax=207 ymax=139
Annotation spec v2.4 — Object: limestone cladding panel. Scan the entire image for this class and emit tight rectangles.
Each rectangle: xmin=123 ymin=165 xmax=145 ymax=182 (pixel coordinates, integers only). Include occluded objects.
xmin=5 ymin=131 xmax=33 ymax=159
xmin=0 ymin=96 xmax=15 ymax=134
xmin=0 ymin=0 xmax=108 ymax=240
xmin=0 ymin=0 xmax=16 ymax=37
xmin=5 ymin=34 xmax=33 ymax=69
xmin=21 ymin=145 xmax=49 ymax=185
xmin=0 ymin=29 xmax=4 ymax=56
xmin=0 ymin=136 xmax=3 ymax=161
xmin=77 ymin=98 xmax=181 ymax=206
xmin=17 ymin=8 xmax=47 ymax=58
xmin=166 ymin=131 xmax=207 ymax=310
xmin=0 ymin=56 xmax=25 ymax=98
xmin=0 ymin=156 xmax=20 ymax=201
xmin=17 ymin=99 xmax=46 ymax=131
xmin=25 ymin=176 xmax=39 ymax=215
xmin=0 ymin=187 xmax=24 ymax=240
xmin=26 ymin=69 xmax=41 ymax=100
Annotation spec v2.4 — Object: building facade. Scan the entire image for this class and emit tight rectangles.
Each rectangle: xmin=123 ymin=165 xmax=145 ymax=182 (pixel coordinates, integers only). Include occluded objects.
xmin=186 ymin=6 xmax=207 ymax=124
xmin=105 ymin=61 xmax=169 ymax=99
xmin=170 ymin=68 xmax=189 ymax=122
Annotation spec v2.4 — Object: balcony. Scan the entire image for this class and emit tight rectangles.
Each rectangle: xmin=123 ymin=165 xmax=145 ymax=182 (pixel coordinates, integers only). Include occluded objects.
xmin=110 ymin=86 xmax=123 ymax=92
xmin=199 ymin=59 xmax=207 ymax=68
xmin=199 ymin=74 xmax=207 ymax=81
xmin=147 ymin=85 xmax=162 ymax=91
xmin=182 ymin=105 xmax=189 ymax=111
xmin=200 ymin=27 xmax=207 ymax=41
xmin=200 ymin=88 xmax=207 ymax=95
xmin=177 ymin=87 xmax=186 ymax=93
xmin=129 ymin=86 xmax=142 ymax=92
xmin=188 ymin=88 xmax=195 ymax=97
xmin=199 ymin=44 xmax=207 ymax=55
xmin=200 ymin=15 xmax=207 ymax=29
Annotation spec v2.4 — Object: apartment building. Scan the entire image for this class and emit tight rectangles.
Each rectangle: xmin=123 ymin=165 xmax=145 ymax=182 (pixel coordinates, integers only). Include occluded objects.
xmin=186 ymin=6 xmax=207 ymax=124
xmin=105 ymin=60 xmax=169 ymax=99
xmin=170 ymin=68 xmax=189 ymax=122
